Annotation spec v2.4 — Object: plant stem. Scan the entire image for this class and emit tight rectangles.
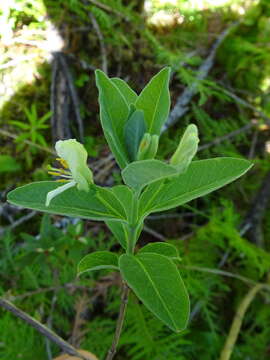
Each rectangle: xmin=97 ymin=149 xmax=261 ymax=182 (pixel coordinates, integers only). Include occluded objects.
xmin=105 ymin=282 xmax=130 ymax=360
xmin=0 ymin=298 xmax=91 ymax=360
xmin=106 ymin=195 xmax=138 ymax=359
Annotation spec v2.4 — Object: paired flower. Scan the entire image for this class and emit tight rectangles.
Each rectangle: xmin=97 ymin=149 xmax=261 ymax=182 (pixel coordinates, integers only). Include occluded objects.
xmin=46 ymin=139 xmax=93 ymax=206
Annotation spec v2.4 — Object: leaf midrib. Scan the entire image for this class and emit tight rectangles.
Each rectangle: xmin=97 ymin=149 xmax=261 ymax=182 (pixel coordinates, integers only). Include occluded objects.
xmin=9 ymin=200 xmax=123 ymax=220
xmin=133 ymin=255 xmax=178 ymax=330
xmin=148 ymin=80 xmax=164 ymax=134
xmin=144 ymin=169 xmax=250 ymax=214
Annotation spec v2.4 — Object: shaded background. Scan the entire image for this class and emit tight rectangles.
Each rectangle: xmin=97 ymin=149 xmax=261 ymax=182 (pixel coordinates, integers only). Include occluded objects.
xmin=1 ymin=1 xmax=270 ymax=359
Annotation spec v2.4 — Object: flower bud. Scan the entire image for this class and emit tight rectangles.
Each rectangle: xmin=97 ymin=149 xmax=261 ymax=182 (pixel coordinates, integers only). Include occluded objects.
xmin=170 ymin=124 xmax=199 ymax=172
xmin=137 ymin=133 xmax=159 ymax=160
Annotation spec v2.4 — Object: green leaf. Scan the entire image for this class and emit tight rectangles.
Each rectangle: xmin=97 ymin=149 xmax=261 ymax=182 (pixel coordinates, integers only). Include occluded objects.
xmin=95 ymin=70 xmax=130 ymax=168
xmin=122 ymin=159 xmax=177 ymax=192
xmin=105 ymin=185 xmax=138 ymax=249
xmin=119 ymin=253 xmax=189 ymax=332
xmin=10 ymin=120 xmax=29 ymax=130
xmin=139 ymin=242 xmax=180 ymax=260
xmin=135 ymin=67 xmax=171 ymax=135
xmin=105 ymin=220 xmax=130 ymax=249
xmin=139 ymin=158 xmax=252 ymax=216
xmin=77 ymin=251 xmax=119 ymax=275
xmin=111 ymin=77 xmax=138 ymax=105
xmin=110 ymin=185 xmax=135 ymax=223
xmin=15 ymin=133 xmax=29 ymax=143
xmin=0 ymin=155 xmax=21 ymax=173
xmin=124 ymin=110 xmax=146 ymax=161
xmin=7 ymin=182 xmax=126 ymax=222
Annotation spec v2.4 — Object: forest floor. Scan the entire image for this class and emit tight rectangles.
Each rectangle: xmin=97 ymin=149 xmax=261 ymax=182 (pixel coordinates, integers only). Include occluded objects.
xmin=0 ymin=1 xmax=270 ymax=359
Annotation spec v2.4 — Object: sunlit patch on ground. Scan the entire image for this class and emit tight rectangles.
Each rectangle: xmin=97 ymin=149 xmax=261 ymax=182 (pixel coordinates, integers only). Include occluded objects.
xmin=0 ymin=2 xmax=64 ymax=109
xmin=144 ymin=0 xmax=254 ymax=28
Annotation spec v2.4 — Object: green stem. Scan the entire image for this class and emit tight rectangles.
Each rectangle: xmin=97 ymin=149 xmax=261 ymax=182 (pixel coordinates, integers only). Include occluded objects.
xmin=106 ymin=192 xmax=140 ymax=359
xmin=127 ymin=225 xmax=137 ymax=255
xmin=126 ymin=193 xmax=139 ymax=255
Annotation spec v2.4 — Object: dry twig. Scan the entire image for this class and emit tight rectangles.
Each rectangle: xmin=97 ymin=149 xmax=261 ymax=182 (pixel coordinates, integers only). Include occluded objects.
xmin=87 ymin=0 xmax=129 ymax=21
xmin=0 ymin=129 xmax=55 ymax=154
xmin=0 ymin=298 xmax=92 ymax=360
xmin=240 ymin=170 xmax=270 ymax=247
xmin=183 ymin=265 xmax=270 ymax=291
xmin=218 ymin=284 xmax=264 ymax=360
xmin=89 ymin=13 xmax=108 ymax=73
xmin=105 ymin=283 xmax=129 ymax=360
xmin=163 ymin=23 xmax=238 ymax=131
xmin=0 ymin=210 xmax=36 ymax=236
xmin=58 ymin=53 xmax=84 ymax=142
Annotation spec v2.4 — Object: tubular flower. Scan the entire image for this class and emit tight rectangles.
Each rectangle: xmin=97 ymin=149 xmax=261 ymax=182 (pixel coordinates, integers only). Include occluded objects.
xmin=46 ymin=139 xmax=93 ymax=206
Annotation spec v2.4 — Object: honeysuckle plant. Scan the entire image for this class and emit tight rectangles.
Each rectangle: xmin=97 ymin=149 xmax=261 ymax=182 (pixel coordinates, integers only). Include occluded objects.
xmin=7 ymin=67 xmax=252 ymax=359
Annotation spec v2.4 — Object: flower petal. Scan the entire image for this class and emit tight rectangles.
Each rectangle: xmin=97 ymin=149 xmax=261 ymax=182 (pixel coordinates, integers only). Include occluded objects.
xmin=55 ymin=139 xmax=93 ymax=190
xmin=46 ymin=180 xmax=76 ymax=206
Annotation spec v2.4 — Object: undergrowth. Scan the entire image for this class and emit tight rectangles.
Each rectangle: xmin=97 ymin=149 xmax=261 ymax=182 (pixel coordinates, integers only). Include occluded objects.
xmin=1 ymin=0 xmax=270 ymax=359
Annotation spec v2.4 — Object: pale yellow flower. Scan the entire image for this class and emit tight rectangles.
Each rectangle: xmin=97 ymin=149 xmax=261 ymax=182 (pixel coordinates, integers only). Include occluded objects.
xmin=46 ymin=139 xmax=93 ymax=206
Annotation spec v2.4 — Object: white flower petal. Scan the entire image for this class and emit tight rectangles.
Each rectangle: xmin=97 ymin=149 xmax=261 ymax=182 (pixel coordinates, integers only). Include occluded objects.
xmin=46 ymin=180 xmax=76 ymax=207
xmin=55 ymin=139 xmax=93 ymax=190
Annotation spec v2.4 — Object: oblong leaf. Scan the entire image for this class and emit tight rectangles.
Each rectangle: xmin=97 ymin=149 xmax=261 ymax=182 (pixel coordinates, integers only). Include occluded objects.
xmin=78 ymin=251 xmax=119 ymax=275
xmin=119 ymin=253 xmax=190 ymax=332
xmin=111 ymin=77 xmax=138 ymax=105
xmin=106 ymin=185 xmax=139 ymax=249
xmin=110 ymin=185 xmax=135 ymax=223
xmin=122 ymin=159 xmax=177 ymax=192
xmin=7 ymin=182 xmax=126 ymax=221
xmin=105 ymin=220 xmax=129 ymax=249
xmin=95 ymin=70 xmax=130 ymax=168
xmin=139 ymin=158 xmax=252 ymax=216
xmin=139 ymin=242 xmax=180 ymax=260
xmin=106 ymin=220 xmax=143 ymax=250
xmin=135 ymin=67 xmax=171 ymax=135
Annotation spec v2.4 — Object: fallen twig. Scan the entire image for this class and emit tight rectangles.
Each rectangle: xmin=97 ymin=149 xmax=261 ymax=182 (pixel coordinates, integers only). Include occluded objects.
xmin=45 ymin=289 xmax=58 ymax=360
xmin=143 ymin=225 xmax=166 ymax=242
xmin=0 ymin=298 xmax=92 ymax=360
xmin=6 ymin=283 xmax=89 ymax=302
xmin=218 ymin=284 xmax=264 ymax=360
xmin=89 ymin=12 xmax=108 ymax=73
xmin=50 ymin=52 xmax=68 ymax=142
xmin=196 ymin=86 xmax=270 ymax=152
xmin=57 ymin=52 xmax=84 ymax=142
xmin=0 ymin=210 xmax=36 ymax=236
xmin=87 ymin=0 xmax=129 ymax=21
xmin=0 ymin=129 xmax=55 ymax=154
xmin=240 ymin=170 xmax=270 ymax=247
xmin=197 ymin=122 xmax=255 ymax=152
xmin=183 ymin=265 xmax=270 ymax=291
xmin=163 ymin=22 xmax=238 ymax=131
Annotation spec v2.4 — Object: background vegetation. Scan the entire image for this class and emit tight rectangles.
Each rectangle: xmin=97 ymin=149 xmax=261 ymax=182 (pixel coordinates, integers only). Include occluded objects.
xmin=0 ymin=0 xmax=270 ymax=359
